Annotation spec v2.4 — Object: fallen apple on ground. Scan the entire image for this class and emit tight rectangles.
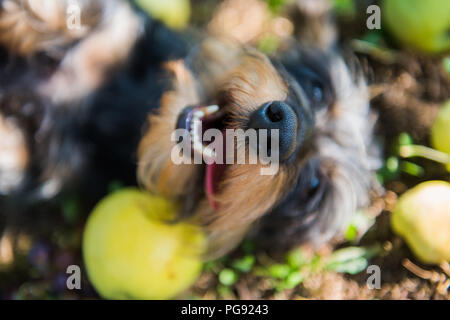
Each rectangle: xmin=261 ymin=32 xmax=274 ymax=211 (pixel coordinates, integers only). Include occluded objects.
xmin=391 ymin=181 xmax=450 ymax=264
xmin=382 ymin=0 xmax=450 ymax=53
xmin=134 ymin=0 xmax=191 ymax=30
xmin=83 ymin=188 xmax=206 ymax=299
xmin=431 ymin=101 xmax=450 ymax=171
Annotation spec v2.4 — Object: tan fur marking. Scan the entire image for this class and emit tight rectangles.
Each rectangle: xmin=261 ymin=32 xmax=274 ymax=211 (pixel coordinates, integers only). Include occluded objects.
xmin=138 ymin=42 xmax=291 ymax=257
xmin=138 ymin=61 xmax=200 ymax=198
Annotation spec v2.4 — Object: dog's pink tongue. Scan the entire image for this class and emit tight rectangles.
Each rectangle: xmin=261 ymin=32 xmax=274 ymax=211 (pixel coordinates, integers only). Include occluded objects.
xmin=206 ymin=162 xmax=225 ymax=210
xmin=205 ymin=130 xmax=226 ymax=210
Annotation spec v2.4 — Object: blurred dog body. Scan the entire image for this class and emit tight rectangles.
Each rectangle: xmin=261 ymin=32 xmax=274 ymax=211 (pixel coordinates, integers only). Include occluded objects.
xmin=0 ymin=0 xmax=380 ymax=257
xmin=0 ymin=0 xmax=187 ymax=203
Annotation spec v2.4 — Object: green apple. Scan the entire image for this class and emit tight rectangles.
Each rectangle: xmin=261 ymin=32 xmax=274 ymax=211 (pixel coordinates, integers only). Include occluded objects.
xmin=431 ymin=100 xmax=450 ymax=155
xmin=382 ymin=0 xmax=450 ymax=53
xmin=431 ymin=100 xmax=450 ymax=172
xmin=391 ymin=181 xmax=450 ymax=264
xmin=83 ymin=188 xmax=206 ymax=299
xmin=134 ymin=0 xmax=191 ymax=30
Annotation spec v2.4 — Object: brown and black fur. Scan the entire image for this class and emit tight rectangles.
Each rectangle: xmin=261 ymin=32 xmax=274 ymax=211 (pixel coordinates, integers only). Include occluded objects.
xmin=0 ymin=0 xmax=381 ymax=258
xmin=138 ymin=1 xmax=381 ymax=257
xmin=0 ymin=0 xmax=187 ymax=206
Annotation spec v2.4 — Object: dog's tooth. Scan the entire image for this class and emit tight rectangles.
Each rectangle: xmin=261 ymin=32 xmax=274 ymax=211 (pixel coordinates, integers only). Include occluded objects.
xmin=203 ymin=146 xmax=217 ymax=159
xmin=194 ymin=133 xmax=201 ymax=145
xmin=193 ymin=141 xmax=204 ymax=155
xmin=189 ymin=117 xmax=196 ymax=131
xmin=193 ymin=110 xmax=204 ymax=118
xmin=192 ymin=132 xmax=199 ymax=145
xmin=192 ymin=120 xmax=202 ymax=144
xmin=203 ymin=105 xmax=219 ymax=115
xmin=192 ymin=119 xmax=201 ymax=135
xmin=189 ymin=110 xmax=219 ymax=160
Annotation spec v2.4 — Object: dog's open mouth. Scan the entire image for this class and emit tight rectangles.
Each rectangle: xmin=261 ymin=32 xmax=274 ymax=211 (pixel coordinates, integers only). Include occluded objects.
xmin=176 ymin=104 xmax=228 ymax=210
xmin=176 ymin=105 xmax=225 ymax=160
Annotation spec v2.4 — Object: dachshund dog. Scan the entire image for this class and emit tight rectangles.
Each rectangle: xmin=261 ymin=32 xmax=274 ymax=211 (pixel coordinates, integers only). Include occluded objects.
xmin=0 ymin=0 xmax=380 ymax=257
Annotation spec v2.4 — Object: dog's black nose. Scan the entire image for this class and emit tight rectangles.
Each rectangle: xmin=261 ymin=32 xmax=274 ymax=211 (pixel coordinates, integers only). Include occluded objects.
xmin=248 ymin=101 xmax=297 ymax=160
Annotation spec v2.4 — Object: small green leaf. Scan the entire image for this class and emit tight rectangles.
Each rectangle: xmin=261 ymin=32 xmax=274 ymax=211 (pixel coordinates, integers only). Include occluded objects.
xmin=284 ymin=272 xmax=304 ymax=289
xmin=345 ymin=210 xmax=376 ymax=242
xmin=325 ymin=246 xmax=381 ymax=275
xmin=443 ymin=57 xmax=450 ymax=74
xmin=232 ymin=255 xmax=255 ymax=273
xmin=377 ymin=174 xmax=385 ymax=185
xmin=345 ymin=224 xmax=358 ymax=241
xmin=219 ymin=268 xmax=238 ymax=286
xmin=401 ymin=161 xmax=425 ymax=177
xmin=328 ymin=257 xmax=368 ymax=275
xmin=377 ymin=164 xmax=400 ymax=184
xmin=386 ymin=156 xmax=399 ymax=173
xmin=327 ymin=247 xmax=367 ymax=265
xmin=286 ymin=248 xmax=307 ymax=269
xmin=268 ymin=264 xmax=291 ymax=279
xmin=397 ymin=132 xmax=413 ymax=147
xmin=310 ymin=254 xmax=323 ymax=272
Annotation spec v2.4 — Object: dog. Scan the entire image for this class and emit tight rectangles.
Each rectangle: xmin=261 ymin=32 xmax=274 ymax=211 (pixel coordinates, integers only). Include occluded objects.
xmin=137 ymin=1 xmax=381 ymax=257
xmin=0 ymin=0 xmax=380 ymax=258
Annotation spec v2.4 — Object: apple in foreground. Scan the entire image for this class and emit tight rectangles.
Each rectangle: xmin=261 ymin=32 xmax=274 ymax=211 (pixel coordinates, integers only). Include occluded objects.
xmin=431 ymin=101 xmax=450 ymax=155
xmin=134 ymin=0 xmax=191 ymax=30
xmin=382 ymin=0 xmax=450 ymax=53
xmin=391 ymin=181 xmax=450 ymax=264
xmin=83 ymin=188 xmax=206 ymax=299
xmin=431 ymin=101 xmax=450 ymax=171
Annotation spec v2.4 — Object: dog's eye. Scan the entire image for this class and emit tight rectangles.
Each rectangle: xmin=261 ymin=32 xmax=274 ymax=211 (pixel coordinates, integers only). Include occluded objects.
xmin=279 ymin=57 xmax=334 ymax=109
xmin=310 ymin=80 xmax=324 ymax=103
xmin=294 ymin=66 xmax=328 ymax=107
xmin=301 ymin=76 xmax=327 ymax=109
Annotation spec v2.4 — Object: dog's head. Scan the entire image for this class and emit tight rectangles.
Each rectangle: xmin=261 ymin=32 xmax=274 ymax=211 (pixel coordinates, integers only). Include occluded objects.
xmin=138 ymin=37 xmax=380 ymax=257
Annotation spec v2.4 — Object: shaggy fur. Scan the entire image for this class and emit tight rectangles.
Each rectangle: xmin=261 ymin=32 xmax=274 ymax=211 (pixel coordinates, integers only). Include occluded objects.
xmin=138 ymin=33 xmax=380 ymax=257
xmin=0 ymin=0 xmax=380 ymax=258
xmin=138 ymin=0 xmax=382 ymax=258
xmin=0 ymin=0 xmax=187 ymax=204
